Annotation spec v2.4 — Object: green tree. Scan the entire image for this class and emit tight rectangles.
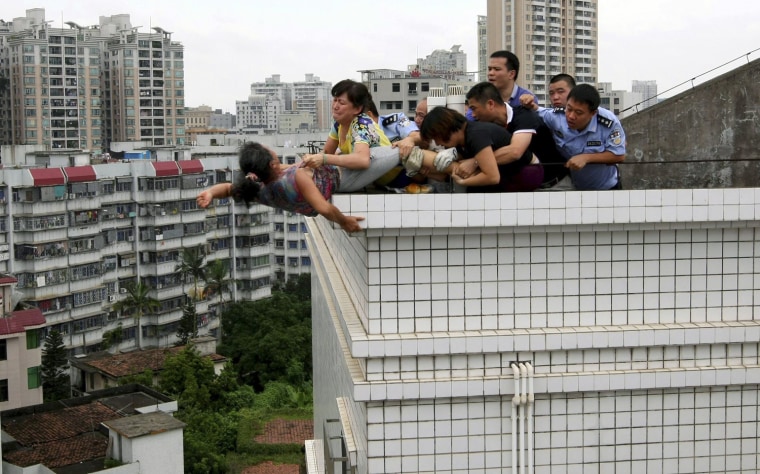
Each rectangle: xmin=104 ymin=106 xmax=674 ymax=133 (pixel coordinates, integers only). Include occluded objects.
xmin=220 ymin=293 xmax=312 ymax=390
xmin=101 ymin=323 xmax=124 ymax=350
xmin=272 ymin=272 xmax=311 ymax=302
xmin=41 ymin=330 xmax=70 ymax=401
xmin=176 ymin=301 xmax=199 ymax=345
xmin=176 ymin=246 xmax=206 ymax=301
xmin=204 ymin=259 xmax=232 ymax=309
xmin=112 ymin=280 xmax=160 ymax=349
xmin=159 ymin=346 xmax=216 ymax=401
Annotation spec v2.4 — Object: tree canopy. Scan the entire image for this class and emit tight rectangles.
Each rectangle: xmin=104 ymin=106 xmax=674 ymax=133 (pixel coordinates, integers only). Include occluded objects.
xmin=41 ymin=330 xmax=70 ymax=401
xmin=219 ymin=276 xmax=312 ymax=391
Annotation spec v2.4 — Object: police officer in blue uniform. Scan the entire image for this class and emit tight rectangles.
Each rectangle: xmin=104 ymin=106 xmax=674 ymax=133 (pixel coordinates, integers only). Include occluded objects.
xmin=537 ymin=84 xmax=626 ymax=190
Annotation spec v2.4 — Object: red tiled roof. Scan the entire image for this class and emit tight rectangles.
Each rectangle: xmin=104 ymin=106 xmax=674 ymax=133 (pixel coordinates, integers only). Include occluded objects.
xmin=178 ymin=159 xmax=204 ymax=174
xmin=2 ymin=402 xmax=119 ymax=468
xmin=241 ymin=461 xmax=300 ymax=474
xmin=0 ymin=275 xmax=18 ymax=285
xmin=63 ymin=165 xmax=97 ymax=182
xmin=29 ymin=168 xmax=65 ymax=186
xmin=151 ymin=161 xmax=179 ymax=176
xmin=0 ymin=308 xmax=45 ymax=336
xmin=254 ymin=418 xmax=313 ymax=445
xmin=80 ymin=346 xmax=226 ymax=378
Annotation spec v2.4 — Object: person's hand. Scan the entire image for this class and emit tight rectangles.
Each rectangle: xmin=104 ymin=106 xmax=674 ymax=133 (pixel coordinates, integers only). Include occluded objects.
xmin=340 ymin=215 xmax=365 ymax=233
xmin=301 ymin=154 xmax=324 ymax=169
xmin=197 ymin=190 xmax=213 ymax=208
xmin=393 ymin=137 xmax=416 ymax=159
xmin=566 ymin=154 xmax=590 ymax=170
xmin=454 ymin=158 xmax=478 ymax=179
xmin=519 ymin=94 xmax=536 ymax=110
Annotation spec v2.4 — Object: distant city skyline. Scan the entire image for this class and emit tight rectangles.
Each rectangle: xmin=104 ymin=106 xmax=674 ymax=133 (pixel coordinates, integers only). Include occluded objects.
xmin=7 ymin=0 xmax=760 ymax=111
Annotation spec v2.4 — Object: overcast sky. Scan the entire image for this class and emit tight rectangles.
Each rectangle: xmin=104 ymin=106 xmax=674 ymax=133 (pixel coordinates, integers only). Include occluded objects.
xmin=9 ymin=1 xmax=760 ymax=111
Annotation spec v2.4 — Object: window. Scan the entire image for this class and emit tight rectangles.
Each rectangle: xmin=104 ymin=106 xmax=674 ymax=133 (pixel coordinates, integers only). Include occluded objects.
xmin=301 ymin=256 xmax=311 ymax=266
xmin=392 ymin=83 xmax=400 ymax=92
xmin=26 ymin=330 xmax=40 ymax=349
xmin=373 ymin=83 xmax=377 ymax=92
xmin=28 ymin=367 xmax=41 ymax=389
xmin=288 ymin=224 xmax=298 ymax=232
xmin=421 ymin=82 xmax=430 ymax=92
xmin=0 ymin=339 xmax=6 ymax=360
xmin=0 ymin=379 xmax=8 ymax=402
xmin=288 ymin=240 xmax=298 ymax=249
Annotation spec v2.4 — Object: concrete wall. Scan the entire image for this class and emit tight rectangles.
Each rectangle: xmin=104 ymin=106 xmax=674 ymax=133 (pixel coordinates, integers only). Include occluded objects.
xmin=308 ymin=190 xmax=760 ymax=473
xmin=621 ymin=59 xmax=760 ymax=189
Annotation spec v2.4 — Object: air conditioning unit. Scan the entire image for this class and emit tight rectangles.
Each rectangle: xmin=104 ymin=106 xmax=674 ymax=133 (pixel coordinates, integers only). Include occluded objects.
xmin=69 ymin=193 xmax=76 ymax=199
xmin=127 ymin=236 xmax=135 ymax=241
xmin=119 ymin=288 xmax=127 ymax=294
xmin=108 ymin=295 xmax=116 ymax=302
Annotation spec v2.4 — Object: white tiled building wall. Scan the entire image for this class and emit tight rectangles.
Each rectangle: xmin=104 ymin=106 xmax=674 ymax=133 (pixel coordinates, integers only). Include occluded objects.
xmin=307 ymin=189 xmax=760 ymax=474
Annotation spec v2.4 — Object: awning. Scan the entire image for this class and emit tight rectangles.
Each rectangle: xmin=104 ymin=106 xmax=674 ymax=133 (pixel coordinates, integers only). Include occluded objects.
xmin=178 ymin=160 xmax=204 ymax=174
xmin=30 ymin=168 xmax=65 ymax=186
xmin=152 ymin=161 xmax=179 ymax=176
xmin=64 ymin=165 xmax=96 ymax=182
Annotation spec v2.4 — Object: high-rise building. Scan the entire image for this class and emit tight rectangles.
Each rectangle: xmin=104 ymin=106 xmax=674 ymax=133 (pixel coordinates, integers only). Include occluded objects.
xmin=99 ymin=15 xmax=186 ymax=148
xmin=236 ymin=94 xmax=281 ymax=133
xmin=632 ymin=79 xmax=658 ymax=109
xmin=486 ymin=0 xmax=598 ymax=104
xmin=477 ymin=16 xmax=488 ymax=82
xmin=597 ymin=82 xmax=642 ymax=118
xmin=413 ymin=45 xmax=468 ymax=80
xmin=293 ymin=74 xmax=332 ymax=131
xmin=0 ymin=9 xmax=186 ymax=151
xmin=241 ymin=74 xmax=331 ymax=132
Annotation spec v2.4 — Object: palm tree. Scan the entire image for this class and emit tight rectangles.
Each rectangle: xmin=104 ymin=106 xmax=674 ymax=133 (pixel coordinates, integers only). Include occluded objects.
xmin=204 ymin=259 xmax=232 ymax=309
xmin=176 ymin=246 xmax=206 ymax=301
xmin=204 ymin=259 xmax=233 ymax=341
xmin=112 ymin=280 xmax=160 ymax=350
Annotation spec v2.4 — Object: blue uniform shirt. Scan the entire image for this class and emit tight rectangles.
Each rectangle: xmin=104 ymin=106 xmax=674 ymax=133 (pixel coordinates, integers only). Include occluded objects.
xmin=378 ymin=112 xmax=418 ymax=142
xmin=538 ymin=106 xmax=626 ymax=190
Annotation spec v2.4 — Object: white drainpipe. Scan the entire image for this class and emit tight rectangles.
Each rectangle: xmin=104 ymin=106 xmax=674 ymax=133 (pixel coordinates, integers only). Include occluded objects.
xmin=520 ymin=363 xmax=528 ymax=474
xmin=526 ymin=362 xmax=535 ymax=474
xmin=512 ymin=363 xmax=521 ymax=474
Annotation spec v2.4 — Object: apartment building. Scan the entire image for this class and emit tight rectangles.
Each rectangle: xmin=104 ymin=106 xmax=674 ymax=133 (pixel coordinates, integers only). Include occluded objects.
xmin=486 ymin=0 xmax=598 ymax=104
xmin=0 ymin=149 xmax=290 ymax=358
xmin=0 ymin=9 xmax=185 ymax=151
xmin=0 ymin=276 xmax=45 ymax=411
xmin=477 ymin=15 xmax=488 ymax=82
xmin=360 ymin=69 xmax=474 ymax=117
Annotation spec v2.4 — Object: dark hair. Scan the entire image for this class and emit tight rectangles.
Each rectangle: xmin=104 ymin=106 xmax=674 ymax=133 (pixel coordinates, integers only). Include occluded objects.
xmin=366 ymin=99 xmax=379 ymax=119
xmin=567 ymin=83 xmax=601 ymax=112
xmin=420 ymin=107 xmax=467 ymax=143
xmin=331 ymin=79 xmax=371 ymax=113
xmin=550 ymin=73 xmax=576 ymax=88
xmin=466 ymin=81 xmax=502 ymax=106
xmin=231 ymin=142 xmax=275 ymax=206
xmin=489 ymin=50 xmax=520 ymax=77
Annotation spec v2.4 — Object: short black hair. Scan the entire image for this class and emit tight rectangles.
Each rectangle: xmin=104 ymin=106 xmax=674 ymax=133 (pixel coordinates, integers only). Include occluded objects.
xmin=489 ymin=50 xmax=520 ymax=77
xmin=567 ymin=84 xmax=601 ymax=112
xmin=550 ymin=73 xmax=576 ymax=88
xmin=466 ymin=81 xmax=502 ymax=106
xmin=420 ymin=107 xmax=467 ymax=143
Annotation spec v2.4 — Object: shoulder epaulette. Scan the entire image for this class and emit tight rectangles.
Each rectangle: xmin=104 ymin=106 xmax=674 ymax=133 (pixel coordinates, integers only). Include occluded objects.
xmin=381 ymin=114 xmax=398 ymax=126
xmin=357 ymin=115 xmax=374 ymax=126
xmin=597 ymin=115 xmax=613 ymax=128
xmin=552 ymin=107 xmax=565 ymax=113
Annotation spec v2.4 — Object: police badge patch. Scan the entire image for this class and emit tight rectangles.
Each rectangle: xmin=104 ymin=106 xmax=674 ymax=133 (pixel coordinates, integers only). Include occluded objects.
xmin=609 ymin=129 xmax=622 ymax=145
